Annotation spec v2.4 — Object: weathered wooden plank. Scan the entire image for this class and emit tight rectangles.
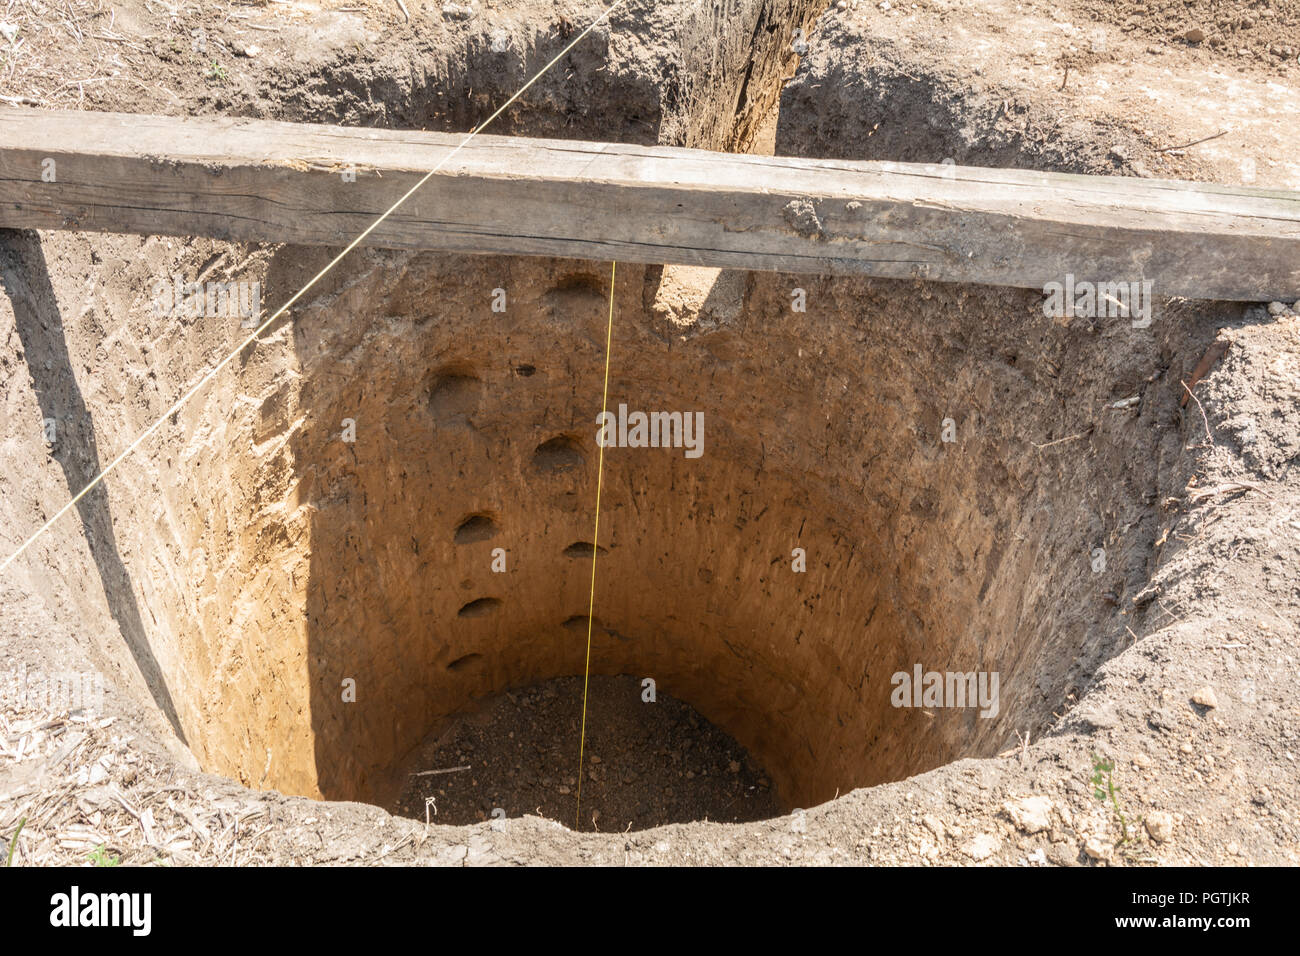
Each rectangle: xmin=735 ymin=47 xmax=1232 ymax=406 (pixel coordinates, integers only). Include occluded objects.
xmin=1 ymin=107 xmax=1297 ymax=301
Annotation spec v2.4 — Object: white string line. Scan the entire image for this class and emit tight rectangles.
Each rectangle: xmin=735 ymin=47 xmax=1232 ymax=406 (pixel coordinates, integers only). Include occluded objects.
xmin=1 ymin=0 xmax=629 ymax=576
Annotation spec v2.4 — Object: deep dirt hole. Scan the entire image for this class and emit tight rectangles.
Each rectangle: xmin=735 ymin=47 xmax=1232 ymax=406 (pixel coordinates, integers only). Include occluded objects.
xmin=0 ymin=0 xmax=1225 ymax=836
xmin=271 ymin=252 xmax=1200 ymax=821
xmin=2 ymin=236 xmax=1206 ymax=828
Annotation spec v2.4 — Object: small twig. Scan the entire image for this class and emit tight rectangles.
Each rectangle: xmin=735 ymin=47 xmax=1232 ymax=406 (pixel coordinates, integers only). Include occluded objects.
xmin=409 ymin=764 xmax=471 ymax=777
xmin=1131 ymin=583 xmax=1160 ymax=606
xmin=1181 ymin=380 xmax=1213 ymax=445
xmin=996 ymin=731 xmax=1031 ymax=761
xmin=1033 ymin=429 xmax=1090 ymax=450
xmin=395 ymin=0 xmax=409 ymax=21
xmin=1156 ymin=130 xmax=1227 ymax=153
xmin=1186 ymin=480 xmax=1275 ymax=503
xmin=1155 ymin=599 xmax=1187 ymax=624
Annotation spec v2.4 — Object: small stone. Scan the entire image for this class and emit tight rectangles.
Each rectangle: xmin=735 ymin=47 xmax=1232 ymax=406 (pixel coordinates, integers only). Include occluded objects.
xmin=923 ymin=814 xmax=946 ymax=840
xmin=1227 ymin=841 xmax=1241 ymax=856
xmin=1079 ymin=702 xmax=1119 ymax=730
xmin=728 ymin=760 xmax=740 ymax=773
xmin=1145 ymin=811 xmax=1174 ymax=843
xmin=1183 ymin=27 xmax=1205 ymax=44
xmin=1268 ymin=301 xmax=1287 ymax=315
xmin=1180 ymin=742 xmax=1194 ymax=754
xmin=1004 ymin=795 xmax=1053 ymax=834
xmin=1084 ymin=836 xmax=1114 ymax=861
xmin=837 ymin=0 xmax=848 ymax=8
xmin=961 ymin=833 xmax=1000 ymax=861
xmin=1191 ymin=686 xmax=1219 ymax=709
xmin=1133 ymin=752 xmax=1153 ymax=769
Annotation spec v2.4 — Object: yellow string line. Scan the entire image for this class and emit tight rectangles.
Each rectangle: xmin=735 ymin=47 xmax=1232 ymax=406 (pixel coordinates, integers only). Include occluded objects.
xmin=575 ymin=259 xmax=616 ymax=831
xmin=0 ymin=0 xmax=628 ymax=577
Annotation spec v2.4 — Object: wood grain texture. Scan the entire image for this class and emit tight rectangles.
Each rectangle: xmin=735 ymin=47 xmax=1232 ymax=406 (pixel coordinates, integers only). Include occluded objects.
xmin=1 ymin=107 xmax=1298 ymax=300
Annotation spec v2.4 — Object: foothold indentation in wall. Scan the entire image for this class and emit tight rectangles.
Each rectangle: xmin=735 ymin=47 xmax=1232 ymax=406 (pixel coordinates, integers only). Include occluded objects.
xmin=562 ymin=614 xmax=602 ymax=633
xmin=563 ymin=541 xmax=608 ymax=558
xmin=457 ymin=597 xmax=502 ymax=618
xmin=542 ymin=273 xmax=607 ymax=320
xmin=446 ymin=653 xmax=484 ymax=672
xmin=454 ymin=513 xmax=499 ymax=544
xmin=532 ymin=434 xmax=585 ymax=473
xmin=428 ymin=362 xmax=480 ymax=427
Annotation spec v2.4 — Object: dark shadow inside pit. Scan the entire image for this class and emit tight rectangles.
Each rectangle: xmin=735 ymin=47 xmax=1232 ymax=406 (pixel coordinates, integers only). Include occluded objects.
xmin=0 ymin=229 xmax=187 ymax=743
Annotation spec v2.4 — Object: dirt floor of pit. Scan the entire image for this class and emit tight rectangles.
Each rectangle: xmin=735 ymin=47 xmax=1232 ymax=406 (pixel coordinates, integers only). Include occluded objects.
xmin=392 ymin=676 xmax=782 ymax=830
xmin=1 ymin=0 xmax=1299 ymax=868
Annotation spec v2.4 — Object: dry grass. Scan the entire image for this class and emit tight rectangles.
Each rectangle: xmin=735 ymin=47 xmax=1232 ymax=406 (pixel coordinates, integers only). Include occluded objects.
xmin=1 ymin=699 xmax=278 ymax=866
xmin=0 ymin=0 xmax=422 ymax=111
xmin=0 ymin=0 xmax=128 ymax=108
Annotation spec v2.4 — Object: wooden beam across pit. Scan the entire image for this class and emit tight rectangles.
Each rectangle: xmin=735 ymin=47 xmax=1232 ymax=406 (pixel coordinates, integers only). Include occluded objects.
xmin=1 ymin=106 xmax=1297 ymax=301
